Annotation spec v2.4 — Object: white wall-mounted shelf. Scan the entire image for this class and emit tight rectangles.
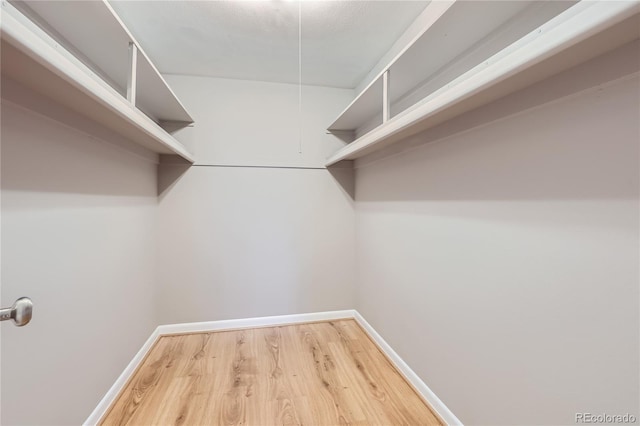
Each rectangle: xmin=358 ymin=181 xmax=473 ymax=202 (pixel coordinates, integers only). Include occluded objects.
xmin=1 ymin=0 xmax=195 ymax=162
xmin=326 ymin=0 xmax=640 ymax=167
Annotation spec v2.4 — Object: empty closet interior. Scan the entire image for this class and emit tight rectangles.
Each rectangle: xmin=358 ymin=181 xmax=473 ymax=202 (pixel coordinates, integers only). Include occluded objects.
xmin=1 ymin=0 xmax=639 ymax=424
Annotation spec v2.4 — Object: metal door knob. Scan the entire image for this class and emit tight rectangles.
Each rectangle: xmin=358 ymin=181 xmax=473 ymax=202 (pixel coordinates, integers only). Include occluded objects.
xmin=0 ymin=297 xmax=33 ymax=326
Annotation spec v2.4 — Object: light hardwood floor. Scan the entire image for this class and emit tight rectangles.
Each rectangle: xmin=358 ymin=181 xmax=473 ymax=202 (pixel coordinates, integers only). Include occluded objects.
xmin=100 ymin=319 xmax=443 ymax=425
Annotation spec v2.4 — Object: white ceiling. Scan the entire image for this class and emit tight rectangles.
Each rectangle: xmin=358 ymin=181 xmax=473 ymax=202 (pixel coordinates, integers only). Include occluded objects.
xmin=109 ymin=1 xmax=429 ymax=89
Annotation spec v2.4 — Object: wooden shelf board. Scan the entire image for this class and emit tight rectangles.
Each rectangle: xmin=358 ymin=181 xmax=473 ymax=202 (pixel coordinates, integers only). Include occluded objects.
xmin=388 ymin=1 xmax=541 ymax=109
xmin=329 ymin=76 xmax=383 ymax=131
xmin=387 ymin=1 xmax=577 ymax=118
xmin=327 ymin=0 xmax=456 ymax=133
xmin=328 ymin=0 xmax=560 ymax=134
xmin=326 ymin=1 xmax=640 ymax=167
xmin=16 ymin=0 xmax=193 ymax=125
xmin=1 ymin=2 xmax=194 ymax=162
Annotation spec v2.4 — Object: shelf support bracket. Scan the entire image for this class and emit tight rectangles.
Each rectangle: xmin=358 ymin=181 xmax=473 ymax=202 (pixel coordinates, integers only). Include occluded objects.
xmin=127 ymin=42 xmax=138 ymax=106
xmin=382 ymin=70 xmax=390 ymax=123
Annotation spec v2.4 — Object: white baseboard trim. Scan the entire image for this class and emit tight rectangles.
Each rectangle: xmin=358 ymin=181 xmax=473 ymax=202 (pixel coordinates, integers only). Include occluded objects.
xmin=353 ymin=311 xmax=463 ymax=426
xmin=84 ymin=327 xmax=162 ymax=425
xmin=84 ymin=309 xmax=461 ymax=426
xmin=156 ymin=309 xmax=356 ymax=335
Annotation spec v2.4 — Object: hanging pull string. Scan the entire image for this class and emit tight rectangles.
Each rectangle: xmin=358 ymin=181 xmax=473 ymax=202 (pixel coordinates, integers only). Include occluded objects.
xmin=298 ymin=0 xmax=302 ymax=154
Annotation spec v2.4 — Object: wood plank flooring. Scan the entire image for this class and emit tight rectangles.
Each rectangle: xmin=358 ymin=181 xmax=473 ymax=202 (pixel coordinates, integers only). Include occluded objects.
xmin=100 ymin=320 xmax=442 ymax=425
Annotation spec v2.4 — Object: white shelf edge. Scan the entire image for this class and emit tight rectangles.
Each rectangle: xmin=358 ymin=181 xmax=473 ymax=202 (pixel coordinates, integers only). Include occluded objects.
xmin=1 ymin=1 xmax=194 ymax=163
xmin=102 ymin=0 xmax=194 ymax=125
xmin=327 ymin=0 xmax=456 ymax=131
xmin=325 ymin=0 xmax=639 ymax=167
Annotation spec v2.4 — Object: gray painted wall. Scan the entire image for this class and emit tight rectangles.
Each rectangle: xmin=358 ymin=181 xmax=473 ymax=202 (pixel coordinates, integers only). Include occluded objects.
xmin=156 ymin=75 xmax=357 ymax=325
xmin=354 ymin=46 xmax=639 ymax=425
xmin=1 ymin=85 xmax=158 ymax=425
